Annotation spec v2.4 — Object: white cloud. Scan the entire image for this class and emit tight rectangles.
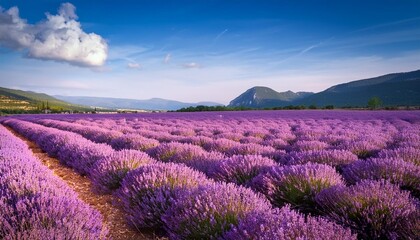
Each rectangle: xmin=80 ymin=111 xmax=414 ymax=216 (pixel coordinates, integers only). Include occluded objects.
xmin=0 ymin=3 xmax=107 ymax=67
xmin=127 ymin=62 xmax=141 ymax=69
xmin=164 ymin=53 xmax=171 ymax=63
xmin=183 ymin=62 xmax=200 ymax=68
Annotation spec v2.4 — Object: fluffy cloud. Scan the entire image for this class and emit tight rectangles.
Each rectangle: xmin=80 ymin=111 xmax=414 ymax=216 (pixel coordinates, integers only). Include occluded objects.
xmin=0 ymin=3 xmax=107 ymax=67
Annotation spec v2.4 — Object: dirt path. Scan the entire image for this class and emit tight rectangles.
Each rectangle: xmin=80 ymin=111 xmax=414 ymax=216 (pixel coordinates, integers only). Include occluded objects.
xmin=5 ymin=126 xmax=158 ymax=240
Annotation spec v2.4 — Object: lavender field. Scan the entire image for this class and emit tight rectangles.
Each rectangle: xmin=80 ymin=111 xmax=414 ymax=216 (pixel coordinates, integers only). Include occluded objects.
xmin=1 ymin=110 xmax=420 ymax=239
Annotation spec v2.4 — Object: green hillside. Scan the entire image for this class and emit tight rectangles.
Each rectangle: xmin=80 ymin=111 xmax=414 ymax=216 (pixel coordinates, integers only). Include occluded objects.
xmin=0 ymin=87 xmax=92 ymax=113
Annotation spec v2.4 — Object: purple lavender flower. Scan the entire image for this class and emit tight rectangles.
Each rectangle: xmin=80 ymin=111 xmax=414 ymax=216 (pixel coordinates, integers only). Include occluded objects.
xmin=208 ymin=154 xmax=277 ymax=186
xmin=111 ymin=133 xmax=160 ymax=151
xmin=57 ymin=140 xmax=114 ymax=176
xmin=147 ymin=142 xmax=208 ymax=164
xmin=162 ymin=182 xmax=272 ymax=239
xmin=288 ymin=140 xmax=330 ymax=152
xmin=202 ymin=138 xmax=241 ymax=153
xmin=316 ymin=180 xmax=420 ymax=239
xmin=0 ymin=124 xmax=108 ymax=239
xmin=377 ymin=147 xmax=420 ymax=166
xmin=251 ymin=163 xmax=344 ymax=213
xmin=90 ymin=149 xmax=155 ymax=194
xmin=227 ymin=143 xmax=276 ymax=157
xmin=223 ymin=206 xmax=356 ymax=240
xmin=115 ymin=163 xmax=212 ymax=230
xmin=1 ymin=194 xmax=108 ymax=239
xmin=338 ymin=140 xmax=382 ymax=159
xmin=343 ymin=157 xmax=420 ymax=198
xmin=285 ymin=149 xmax=358 ymax=169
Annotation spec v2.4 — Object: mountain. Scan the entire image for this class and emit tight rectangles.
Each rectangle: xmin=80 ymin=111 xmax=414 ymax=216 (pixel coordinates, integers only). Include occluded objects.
xmin=54 ymin=95 xmax=223 ymax=111
xmin=295 ymin=69 xmax=420 ymax=107
xmin=0 ymin=87 xmax=91 ymax=112
xmin=228 ymin=86 xmax=314 ymax=108
xmin=229 ymin=70 xmax=420 ymax=108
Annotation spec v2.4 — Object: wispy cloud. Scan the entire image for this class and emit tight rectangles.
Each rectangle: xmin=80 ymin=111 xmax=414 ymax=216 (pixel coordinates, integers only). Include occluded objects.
xmin=127 ymin=62 xmax=141 ymax=69
xmin=214 ymin=29 xmax=228 ymax=41
xmin=182 ymin=62 xmax=200 ymax=69
xmin=0 ymin=3 xmax=108 ymax=68
xmin=164 ymin=53 xmax=171 ymax=63
xmin=351 ymin=17 xmax=420 ymax=34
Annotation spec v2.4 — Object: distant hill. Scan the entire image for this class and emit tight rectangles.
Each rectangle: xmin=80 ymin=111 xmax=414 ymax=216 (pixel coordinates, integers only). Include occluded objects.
xmin=229 ymin=70 xmax=420 ymax=108
xmin=228 ymin=86 xmax=313 ymax=108
xmin=295 ymin=69 xmax=420 ymax=107
xmin=0 ymin=87 xmax=91 ymax=112
xmin=54 ymin=95 xmax=223 ymax=111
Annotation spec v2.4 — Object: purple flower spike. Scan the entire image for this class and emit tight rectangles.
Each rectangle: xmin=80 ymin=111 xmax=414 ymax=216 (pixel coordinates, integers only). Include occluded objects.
xmin=162 ymin=182 xmax=272 ymax=240
xmin=223 ymin=206 xmax=356 ymax=240
xmin=316 ymin=180 xmax=420 ymax=239
xmin=343 ymin=157 xmax=420 ymax=198
xmin=377 ymin=147 xmax=420 ymax=166
xmin=285 ymin=149 xmax=358 ymax=169
xmin=209 ymin=154 xmax=277 ymax=186
xmin=251 ymin=163 xmax=344 ymax=213
xmin=115 ymin=163 xmax=212 ymax=230
xmin=90 ymin=149 xmax=155 ymax=194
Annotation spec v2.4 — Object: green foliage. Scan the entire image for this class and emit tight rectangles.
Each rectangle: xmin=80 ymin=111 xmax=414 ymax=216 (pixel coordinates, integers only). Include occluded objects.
xmin=367 ymin=97 xmax=382 ymax=110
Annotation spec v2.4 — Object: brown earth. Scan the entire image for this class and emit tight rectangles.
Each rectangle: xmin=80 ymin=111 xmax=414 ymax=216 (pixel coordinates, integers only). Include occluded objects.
xmin=5 ymin=126 xmax=163 ymax=240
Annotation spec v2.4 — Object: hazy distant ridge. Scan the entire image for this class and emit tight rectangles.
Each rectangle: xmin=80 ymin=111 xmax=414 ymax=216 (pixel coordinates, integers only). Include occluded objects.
xmin=54 ymin=95 xmax=222 ymax=111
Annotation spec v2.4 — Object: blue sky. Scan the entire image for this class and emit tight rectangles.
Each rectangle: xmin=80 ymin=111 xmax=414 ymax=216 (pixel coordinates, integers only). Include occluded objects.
xmin=0 ymin=0 xmax=420 ymax=104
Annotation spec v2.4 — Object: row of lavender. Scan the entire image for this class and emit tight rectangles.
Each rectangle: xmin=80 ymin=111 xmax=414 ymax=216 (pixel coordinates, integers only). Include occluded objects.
xmin=31 ymin=114 xmax=419 ymax=160
xmin=2 ymin=119 xmax=358 ymax=239
xmin=28 ymin=117 xmax=420 ymax=199
xmin=0 ymin=124 xmax=108 ymax=239
xmin=6 ymin=114 xmax=420 ymax=239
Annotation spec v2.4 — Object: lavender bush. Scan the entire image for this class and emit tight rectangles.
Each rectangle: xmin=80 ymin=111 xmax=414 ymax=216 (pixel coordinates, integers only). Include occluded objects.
xmin=90 ymin=149 xmax=155 ymax=193
xmin=208 ymin=154 xmax=277 ymax=186
xmin=343 ymin=157 xmax=420 ymax=198
xmin=377 ymin=147 xmax=420 ymax=166
xmin=316 ymin=180 xmax=420 ymax=239
xmin=223 ymin=206 xmax=356 ymax=240
xmin=111 ymin=133 xmax=160 ymax=151
xmin=284 ymin=149 xmax=358 ymax=170
xmin=147 ymin=142 xmax=208 ymax=163
xmin=251 ymin=163 xmax=344 ymax=212
xmin=162 ymin=182 xmax=272 ymax=239
xmin=115 ymin=163 xmax=212 ymax=230
xmin=0 ymin=125 xmax=108 ymax=239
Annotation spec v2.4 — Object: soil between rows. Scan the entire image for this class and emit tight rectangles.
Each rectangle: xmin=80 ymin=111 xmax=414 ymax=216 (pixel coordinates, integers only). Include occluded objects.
xmin=5 ymin=126 xmax=159 ymax=240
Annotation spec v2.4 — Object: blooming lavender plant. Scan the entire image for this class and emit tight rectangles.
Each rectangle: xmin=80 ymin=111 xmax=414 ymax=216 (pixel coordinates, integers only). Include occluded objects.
xmin=343 ymin=157 xmax=420 ymax=198
xmin=111 ymin=133 xmax=160 ymax=151
xmin=115 ymin=163 xmax=212 ymax=230
xmin=316 ymin=180 xmax=420 ymax=239
xmin=223 ymin=206 xmax=356 ymax=240
xmin=202 ymin=138 xmax=241 ymax=153
xmin=251 ymin=163 xmax=344 ymax=212
xmin=377 ymin=147 xmax=420 ymax=166
xmin=147 ymin=142 xmax=208 ymax=163
xmin=288 ymin=140 xmax=330 ymax=152
xmin=0 ymin=125 xmax=108 ymax=239
xmin=90 ymin=149 xmax=155 ymax=193
xmin=208 ymin=154 xmax=277 ymax=186
xmin=162 ymin=182 xmax=272 ymax=239
xmin=227 ymin=143 xmax=276 ymax=157
xmin=285 ymin=149 xmax=358 ymax=170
